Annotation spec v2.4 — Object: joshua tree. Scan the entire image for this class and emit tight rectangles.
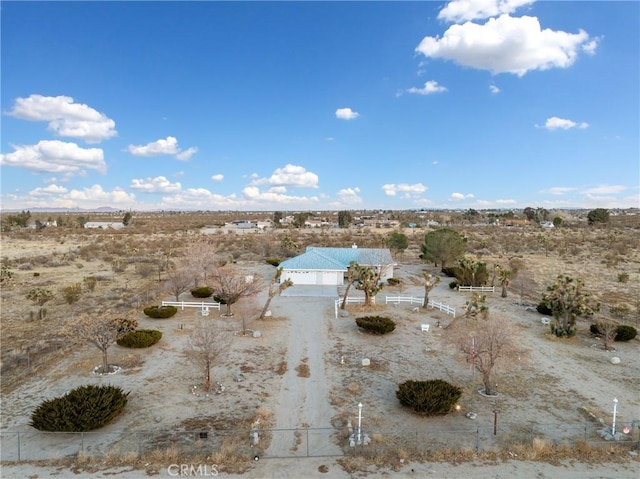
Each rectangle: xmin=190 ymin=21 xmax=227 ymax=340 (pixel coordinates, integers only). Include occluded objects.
xmin=341 ymin=261 xmax=358 ymax=310
xmin=499 ymin=269 xmax=511 ymax=298
xmin=259 ymin=268 xmax=293 ymax=321
xmin=26 ymin=288 xmax=54 ymax=320
xmin=422 ymin=272 xmax=440 ymax=309
xmin=542 ymin=275 xmax=599 ymax=337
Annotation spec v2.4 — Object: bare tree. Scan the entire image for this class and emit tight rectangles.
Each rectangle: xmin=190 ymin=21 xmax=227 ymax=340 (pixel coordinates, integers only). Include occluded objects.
xmin=596 ymin=319 xmax=618 ymax=351
xmin=185 ymin=320 xmax=230 ymax=391
xmin=455 ymin=315 xmax=523 ymax=396
xmin=164 ymin=264 xmax=194 ymax=301
xmin=184 ymin=239 xmax=219 ymax=287
xmin=210 ymin=267 xmax=264 ymax=317
xmin=259 ymin=268 xmax=293 ymax=320
xmin=64 ymin=312 xmax=138 ymax=374
xmin=422 ymin=272 xmax=440 ymax=308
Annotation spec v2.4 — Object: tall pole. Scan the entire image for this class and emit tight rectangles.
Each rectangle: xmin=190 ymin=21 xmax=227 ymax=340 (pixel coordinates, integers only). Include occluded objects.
xmin=357 ymin=402 xmax=363 ymax=444
xmin=612 ymin=397 xmax=618 ymax=436
xmin=493 ymin=409 xmax=498 ymax=436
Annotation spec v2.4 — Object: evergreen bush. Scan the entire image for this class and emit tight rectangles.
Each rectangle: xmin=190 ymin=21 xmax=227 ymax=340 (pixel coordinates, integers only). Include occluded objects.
xmin=265 ymin=258 xmax=280 ymax=267
xmin=396 ymin=379 xmax=462 ymax=415
xmin=191 ymin=287 xmax=213 ymax=298
xmin=536 ymin=301 xmax=553 ymax=316
xmin=30 ymin=385 xmax=129 ymax=432
xmin=143 ymin=305 xmax=178 ymax=318
xmin=449 ymin=280 xmax=459 ymax=289
xmin=117 ymin=329 xmax=162 ymax=348
xmin=387 ymin=277 xmax=401 ymax=286
xmin=615 ymin=325 xmax=637 ymax=341
xmin=355 ymin=316 xmax=396 ymax=335
xmin=589 ymin=323 xmax=636 ymax=341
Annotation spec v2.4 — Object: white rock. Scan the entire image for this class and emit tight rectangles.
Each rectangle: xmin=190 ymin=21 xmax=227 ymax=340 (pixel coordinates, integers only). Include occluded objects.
xmin=253 ymin=330 xmax=262 ymax=338
xmin=362 ymin=358 xmax=370 ymax=367
xmin=610 ymin=357 xmax=621 ymax=364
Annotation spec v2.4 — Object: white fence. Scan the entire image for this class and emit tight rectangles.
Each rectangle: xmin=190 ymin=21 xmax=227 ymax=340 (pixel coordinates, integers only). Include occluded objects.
xmin=161 ymin=301 xmax=221 ymax=316
xmin=427 ymin=300 xmax=456 ymax=317
xmin=334 ymin=297 xmax=375 ymax=318
xmin=458 ymin=286 xmax=495 ymax=293
xmin=385 ymin=296 xmax=424 ymax=306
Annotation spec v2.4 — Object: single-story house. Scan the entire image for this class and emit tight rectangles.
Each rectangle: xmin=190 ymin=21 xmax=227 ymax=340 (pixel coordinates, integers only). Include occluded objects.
xmin=84 ymin=222 xmax=125 ymax=229
xmin=279 ymin=245 xmax=396 ymax=286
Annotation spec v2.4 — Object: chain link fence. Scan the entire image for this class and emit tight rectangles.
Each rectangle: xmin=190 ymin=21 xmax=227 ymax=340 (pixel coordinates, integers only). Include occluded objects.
xmin=2 ymin=421 xmax=638 ymax=462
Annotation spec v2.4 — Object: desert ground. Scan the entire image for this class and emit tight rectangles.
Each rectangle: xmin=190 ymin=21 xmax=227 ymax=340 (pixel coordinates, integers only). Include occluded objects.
xmin=1 ymin=220 xmax=639 ymax=478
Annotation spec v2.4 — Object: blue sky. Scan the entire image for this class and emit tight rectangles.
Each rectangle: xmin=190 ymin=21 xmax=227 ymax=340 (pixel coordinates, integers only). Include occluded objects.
xmin=1 ymin=0 xmax=638 ymax=212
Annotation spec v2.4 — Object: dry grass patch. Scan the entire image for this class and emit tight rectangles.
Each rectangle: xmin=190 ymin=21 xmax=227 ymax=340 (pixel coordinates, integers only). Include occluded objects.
xmin=295 ymin=363 xmax=310 ymax=377
xmin=275 ymin=360 xmax=287 ymax=375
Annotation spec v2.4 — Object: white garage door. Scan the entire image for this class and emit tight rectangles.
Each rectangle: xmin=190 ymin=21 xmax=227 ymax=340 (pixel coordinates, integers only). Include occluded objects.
xmin=317 ymin=271 xmax=340 ymax=285
xmin=284 ymin=270 xmax=315 ymax=285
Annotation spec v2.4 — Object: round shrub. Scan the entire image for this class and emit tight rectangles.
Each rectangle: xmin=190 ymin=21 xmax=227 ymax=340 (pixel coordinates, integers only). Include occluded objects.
xmin=387 ymin=277 xmax=401 ymax=286
xmin=213 ymin=295 xmax=228 ymax=305
xmin=30 ymin=385 xmax=129 ymax=432
xmin=143 ymin=305 xmax=178 ymax=319
xmin=449 ymin=280 xmax=459 ymax=289
xmin=396 ymin=379 xmax=462 ymax=416
xmin=590 ymin=323 xmax=637 ymax=341
xmin=536 ymin=301 xmax=553 ymax=316
xmin=355 ymin=316 xmax=396 ymax=335
xmin=614 ymin=325 xmax=637 ymax=342
xmin=117 ymin=329 xmax=162 ymax=348
xmin=191 ymin=287 xmax=213 ymax=298
xmin=265 ymin=258 xmax=281 ymax=267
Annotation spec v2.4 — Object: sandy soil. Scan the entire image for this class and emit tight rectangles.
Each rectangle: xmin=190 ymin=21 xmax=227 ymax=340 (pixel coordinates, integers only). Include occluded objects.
xmin=1 ymin=236 xmax=639 ymax=477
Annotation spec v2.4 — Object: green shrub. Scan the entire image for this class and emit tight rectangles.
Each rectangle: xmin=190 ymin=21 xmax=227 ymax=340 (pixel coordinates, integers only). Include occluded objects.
xmin=355 ymin=316 xmax=396 ymax=335
xmin=589 ymin=323 xmax=637 ymax=341
xmin=117 ymin=329 xmax=162 ymax=348
xmin=550 ymin=322 xmax=576 ymax=338
xmin=396 ymin=379 xmax=462 ymax=416
xmin=213 ymin=295 xmax=227 ymax=305
xmin=30 ymin=385 xmax=129 ymax=432
xmin=614 ymin=325 xmax=637 ymax=342
xmin=62 ymin=283 xmax=83 ymax=304
xmin=387 ymin=277 xmax=401 ymax=286
xmin=441 ymin=267 xmax=459 ymax=278
xmin=617 ymin=272 xmax=629 ymax=283
xmin=143 ymin=305 xmax=178 ymax=318
xmin=191 ymin=287 xmax=213 ymax=298
xmin=265 ymin=258 xmax=280 ymax=267
xmin=449 ymin=280 xmax=458 ymax=289
xmin=536 ymin=301 xmax=553 ymax=316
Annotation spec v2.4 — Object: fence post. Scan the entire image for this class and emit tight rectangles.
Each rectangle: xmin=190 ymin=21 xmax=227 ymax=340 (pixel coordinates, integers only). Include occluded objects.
xmin=306 ymin=427 xmax=309 ymax=457
xmin=476 ymin=427 xmax=480 ymax=452
xmin=81 ymin=431 xmax=84 ymax=453
xmin=17 ymin=431 xmax=21 ymax=461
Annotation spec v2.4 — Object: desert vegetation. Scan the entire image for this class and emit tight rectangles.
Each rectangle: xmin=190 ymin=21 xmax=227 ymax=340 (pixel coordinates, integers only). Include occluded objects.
xmin=0 ymin=208 xmax=638 ymax=473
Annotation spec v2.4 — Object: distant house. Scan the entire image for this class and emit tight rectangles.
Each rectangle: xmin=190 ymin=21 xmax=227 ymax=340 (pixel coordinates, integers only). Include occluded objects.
xmin=84 ymin=222 xmax=125 ymax=229
xmin=279 ymin=245 xmax=396 ymax=286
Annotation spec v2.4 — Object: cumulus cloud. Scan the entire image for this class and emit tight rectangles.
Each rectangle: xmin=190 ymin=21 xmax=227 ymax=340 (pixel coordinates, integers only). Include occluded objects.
xmin=382 ymin=183 xmax=427 ymax=197
xmin=538 ymin=117 xmax=589 ymax=130
xmin=490 ymin=84 xmax=501 ymax=94
xmin=438 ymin=0 xmax=534 ymax=23
xmin=161 ymin=188 xmax=238 ymax=209
xmin=416 ymin=14 xmax=594 ymax=76
xmin=253 ymin=164 xmax=319 ymax=189
xmin=175 ymin=146 xmax=198 ymax=161
xmin=242 ymin=186 xmax=319 ymax=205
xmin=450 ymin=192 xmax=475 ymax=200
xmin=130 ymin=176 xmax=182 ymax=193
xmin=336 ymin=187 xmax=363 ymax=203
xmin=407 ymin=80 xmax=448 ymax=95
xmin=28 ymin=184 xmax=69 ymax=196
xmin=127 ymin=136 xmax=198 ymax=160
xmin=211 ymin=174 xmax=224 ymax=182
xmin=8 ymin=94 xmax=117 ymax=143
xmin=0 ymin=140 xmax=106 ymax=175
xmin=543 ymin=186 xmax=578 ymax=195
xmin=335 ymin=108 xmax=359 ymax=120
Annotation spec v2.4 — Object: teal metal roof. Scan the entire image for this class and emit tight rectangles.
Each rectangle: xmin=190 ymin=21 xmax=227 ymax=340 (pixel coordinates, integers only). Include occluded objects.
xmin=280 ymin=247 xmax=394 ymax=272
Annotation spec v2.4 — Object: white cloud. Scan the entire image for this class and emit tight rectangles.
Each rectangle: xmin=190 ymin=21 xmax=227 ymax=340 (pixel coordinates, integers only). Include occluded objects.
xmin=175 ymin=146 xmax=198 ymax=161
xmin=543 ymin=186 xmax=578 ymax=195
xmin=28 ymin=184 xmax=69 ymax=196
xmin=416 ymin=14 xmax=593 ymax=76
xmin=8 ymin=94 xmax=117 ymax=143
xmin=0 ymin=140 xmax=106 ymax=175
xmin=438 ymin=0 xmax=534 ymax=23
xmin=335 ymin=108 xmax=359 ymax=120
xmin=538 ymin=117 xmax=589 ymax=130
xmin=130 ymin=176 xmax=182 ymax=193
xmin=211 ymin=174 xmax=224 ymax=182
xmin=495 ymin=198 xmax=517 ymax=204
xmin=583 ymin=185 xmax=627 ymax=195
xmin=407 ymin=80 xmax=448 ymax=95
xmin=253 ymin=164 xmax=319 ymax=189
xmin=382 ymin=183 xmax=428 ymax=197
xmin=268 ymin=186 xmax=288 ymax=194
xmin=337 ymin=187 xmax=363 ymax=203
xmin=582 ymin=37 xmax=601 ymax=55
xmin=161 ymin=188 xmax=238 ymax=209
xmin=127 ymin=136 xmax=198 ymax=160
xmin=432 ymin=161 xmax=439 ymax=165
xmin=490 ymin=84 xmax=501 ymax=94
xmin=65 ymin=185 xmax=135 ymax=204
xmin=242 ymin=186 xmax=319 ymax=205
xmin=128 ymin=136 xmax=179 ymax=156
xmin=450 ymin=192 xmax=475 ymax=200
